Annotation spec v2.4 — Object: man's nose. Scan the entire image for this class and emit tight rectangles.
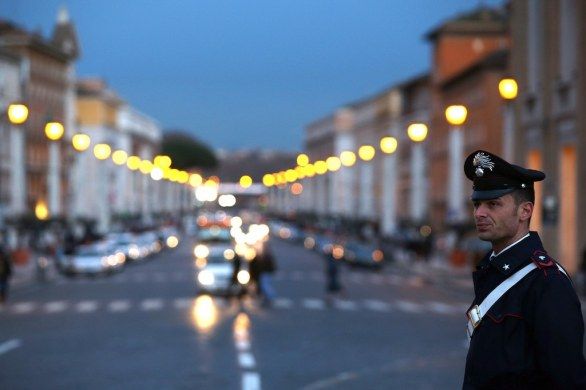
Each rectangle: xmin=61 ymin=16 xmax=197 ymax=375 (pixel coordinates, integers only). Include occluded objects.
xmin=474 ymin=204 xmax=487 ymax=218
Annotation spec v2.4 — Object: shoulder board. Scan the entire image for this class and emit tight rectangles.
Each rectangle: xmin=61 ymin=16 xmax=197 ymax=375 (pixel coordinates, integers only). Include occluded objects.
xmin=531 ymin=249 xmax=556 ymax=269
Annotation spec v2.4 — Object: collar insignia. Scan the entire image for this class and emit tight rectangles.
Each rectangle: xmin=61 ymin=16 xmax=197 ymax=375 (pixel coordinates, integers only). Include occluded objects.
xmin=503 ymin=264 xmax=510 ymax=271
xmin=473 ymin=152 xmax=495 ymax=177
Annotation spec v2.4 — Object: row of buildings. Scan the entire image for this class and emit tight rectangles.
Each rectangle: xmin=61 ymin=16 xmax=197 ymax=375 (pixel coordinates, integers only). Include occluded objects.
xmin=270 ymin=1 xmax=586 ymax=274
xmin=0 ymin=8 xmax=191 ymax=240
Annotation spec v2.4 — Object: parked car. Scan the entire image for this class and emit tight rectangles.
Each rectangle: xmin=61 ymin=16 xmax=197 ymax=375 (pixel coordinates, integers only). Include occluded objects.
xmin=106 ymin=232 xmax=140 ymax=263
xmin=59 ymin=242 xmax=124 ymax=276
xmin=158 ymin=226 xmax=180 ymax=249
xmin=343 ymin=241 xmax=385 ymax=270
xmin=136 ymin=231 xmax=162 ymax=258
xmin=195 ymin=244 xmax=250 ymax=296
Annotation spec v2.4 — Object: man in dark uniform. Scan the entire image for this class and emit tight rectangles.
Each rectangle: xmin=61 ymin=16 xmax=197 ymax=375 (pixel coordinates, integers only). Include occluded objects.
xmin=462 ymin=150 xmax=586 ymax=389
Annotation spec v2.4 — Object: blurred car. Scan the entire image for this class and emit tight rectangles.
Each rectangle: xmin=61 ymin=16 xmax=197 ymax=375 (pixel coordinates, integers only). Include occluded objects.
xmin=136 ymin=231 xmax=162 ymax=258
xmin=158 ymin=226 xmax=180 ymax=249
xmin=269 ymin=221 xmax=302 ymax=242
xmin=195 ymin=225 xmax=232 ymax=245
xmin=194 ymin=244 xmax=250 ymax=296
xmin=343 ymin=241 xmax=385 ymax=270
xmin=106 ymin=232 xmax=140 ymax=263
xmin=59 ymin=242 xmax=125 ymax=276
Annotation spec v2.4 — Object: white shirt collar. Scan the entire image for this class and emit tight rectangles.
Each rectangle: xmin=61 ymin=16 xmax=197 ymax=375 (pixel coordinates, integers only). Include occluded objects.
xmin=490 ymin=232 xmax=530 ymax=260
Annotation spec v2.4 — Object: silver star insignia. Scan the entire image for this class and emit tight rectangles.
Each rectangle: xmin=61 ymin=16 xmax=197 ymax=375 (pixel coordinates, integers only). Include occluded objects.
xmin=503 ymin=264 xmax=510 ymax=271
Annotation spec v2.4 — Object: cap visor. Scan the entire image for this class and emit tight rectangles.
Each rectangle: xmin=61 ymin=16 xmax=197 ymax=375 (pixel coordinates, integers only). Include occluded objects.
xmin=471 ymin=188 xmax=516 ymax=201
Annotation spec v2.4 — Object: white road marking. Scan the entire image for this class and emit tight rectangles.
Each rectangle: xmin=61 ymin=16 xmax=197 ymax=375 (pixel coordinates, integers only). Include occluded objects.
xmin=236 ymin=339 xmax=250 ymax=351
xmin=334 ymin=300 xmax=357 ymax=311
xmin=238 ymin=352 xmax=256 ymax=369
xmin=427 ymin=301 xmax=459 ymax=315
xmin=173 ymin=298 xmax=193 ymax=309
xmin=303 ymin=299 xmax=325 ymax=310
xmin=273 ymin=298 xmax=293 ymax=309
xmin=242 ymin=372 xmax=261 ymax=390
xmin=76 ymin=301 xmax=98 ymax=313
xmin=364 ymin=299 xmax=392 ymax=312
xmin=108 ymin=300 xmax=131 ymax=312
xmin=45 ymin=301 xmax=68 ymax=313
xmin=0 ymin=339 xmax=21 ymax=356
xmin=12 ymin=302 xmax=36 ymax=314
xmin=396 ymin=300 xmax=424 ymax=314
xmin=141 ymin=299 xmax=164 ymax=311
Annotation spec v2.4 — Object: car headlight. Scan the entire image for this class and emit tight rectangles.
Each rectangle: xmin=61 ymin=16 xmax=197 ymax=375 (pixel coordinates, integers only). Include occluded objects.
xmin=194 ymin=244 xmax=209 ymax=258
xmin=237 ymin=270 xmax=250 ymax=285
xmin=129 ymin=246 xmax=140 ymax=259
xmin=198 ymin=270 xmax=214 ymax=286
xmin=166 ymin=236 xmax=179 ymax=248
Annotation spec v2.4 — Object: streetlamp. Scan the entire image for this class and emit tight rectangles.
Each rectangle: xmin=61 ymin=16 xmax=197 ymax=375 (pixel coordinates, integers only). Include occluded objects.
xmin=407 ymin=123 xmax=428 ymax=223
xmin=45 ymin=121 xmax=65 ymax=217
xmin=445 ymin=105 xmax=468 ymax=223
xmin=379 ymin=135 xmax=399 ymax=235
xmin=499 ymin=78 xmax=518 ymax=161
xmin=7 ymin=103 xmax=29 ymax=125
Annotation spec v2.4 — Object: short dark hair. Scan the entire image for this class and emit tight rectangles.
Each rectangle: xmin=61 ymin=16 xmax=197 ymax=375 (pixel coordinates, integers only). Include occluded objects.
xmin=511 ymin=188 xmax=535 ymax=206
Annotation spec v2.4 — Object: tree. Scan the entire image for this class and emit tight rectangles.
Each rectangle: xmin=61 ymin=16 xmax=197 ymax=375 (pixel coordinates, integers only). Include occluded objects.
xmin=161 ymin=130 xmax=218 ymax=169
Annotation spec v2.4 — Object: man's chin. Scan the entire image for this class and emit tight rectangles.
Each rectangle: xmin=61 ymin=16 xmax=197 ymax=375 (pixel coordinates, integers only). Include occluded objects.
xmin=476 ymin=232 xmax=492 ymax=241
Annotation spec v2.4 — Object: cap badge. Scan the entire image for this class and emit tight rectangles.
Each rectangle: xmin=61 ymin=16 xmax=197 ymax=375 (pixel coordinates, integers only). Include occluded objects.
xmin=503 ymin=264 xmax=510 ymax=271
xmin=473 ymin=152 xmax=495 ymax=177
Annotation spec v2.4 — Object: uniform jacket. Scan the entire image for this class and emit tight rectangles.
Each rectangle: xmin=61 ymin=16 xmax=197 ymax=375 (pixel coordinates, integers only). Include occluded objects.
xmin=463 ymin=231 xmax=586 ymax=389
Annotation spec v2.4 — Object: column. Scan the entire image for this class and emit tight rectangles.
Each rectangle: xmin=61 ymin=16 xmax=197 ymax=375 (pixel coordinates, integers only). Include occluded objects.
xmin=10 ymin=125 xmax=26 ymax=214
xmin=48 ymin=142 xmax=61 ymax=215
xmin=381 ymin=152 xmax=398 ymax=235
xmin=447 ymin=127 xmax=464 ymax=222
xmin=410 ymin=143 xmax=426 ymax=221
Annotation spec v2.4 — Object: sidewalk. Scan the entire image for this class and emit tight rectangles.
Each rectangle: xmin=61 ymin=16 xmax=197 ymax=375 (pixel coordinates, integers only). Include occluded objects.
xmin=10 ymin=255 xmax=59 ymax=290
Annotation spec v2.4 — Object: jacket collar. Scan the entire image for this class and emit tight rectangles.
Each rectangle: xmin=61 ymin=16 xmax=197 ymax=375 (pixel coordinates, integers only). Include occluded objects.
xmin=486 ymin=231 xmax=543 ymax=276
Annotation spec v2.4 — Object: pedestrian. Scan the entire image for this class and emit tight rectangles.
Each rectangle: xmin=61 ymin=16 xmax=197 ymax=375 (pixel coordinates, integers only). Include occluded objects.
xmin=462 ymin=150 xmax=586 ymax=389
xmin=323 ymin=232 xmax=343 ymax=305
xmin=230 ymin=252 xmax=243 ymax=298
xmin=257 ymin=243 xmax=277 ymax=307
xmin=0 ymin=242 xmax=13 ymax=304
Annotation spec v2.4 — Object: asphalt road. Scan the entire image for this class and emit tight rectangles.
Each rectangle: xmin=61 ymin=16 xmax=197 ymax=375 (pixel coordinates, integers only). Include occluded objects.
xmin=0 ymin=236 xmax=497 ymax=389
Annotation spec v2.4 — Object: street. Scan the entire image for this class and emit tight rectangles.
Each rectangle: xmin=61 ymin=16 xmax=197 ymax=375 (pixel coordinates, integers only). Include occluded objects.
xmin=0 ymin=236 xmax=553 ymax=389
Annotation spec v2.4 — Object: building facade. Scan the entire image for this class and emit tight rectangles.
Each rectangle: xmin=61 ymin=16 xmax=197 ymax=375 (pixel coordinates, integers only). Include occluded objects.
xmin=427 ymin=7 xmax=509 ymax=230
xmin=510 ymin=0 xmax=586 ymax=273
xmin=0 ymin=10 xmax=79 ymax=218
xmin=74 ymin=79 xmax=167 ymax=233
xmin=0 ymin=49 xmax=26 ymax=225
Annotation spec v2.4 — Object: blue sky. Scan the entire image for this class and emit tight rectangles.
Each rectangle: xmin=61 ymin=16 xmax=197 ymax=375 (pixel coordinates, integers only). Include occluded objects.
xmin=1 ymin=0 xmax=503 ymax=152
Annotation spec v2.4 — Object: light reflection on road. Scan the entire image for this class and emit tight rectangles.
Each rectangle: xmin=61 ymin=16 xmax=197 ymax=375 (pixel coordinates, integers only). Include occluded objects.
xmin=233 ymin=312 xmax=251 ymax=346
xmin=191 ymin=295 xmax=219 ymax=333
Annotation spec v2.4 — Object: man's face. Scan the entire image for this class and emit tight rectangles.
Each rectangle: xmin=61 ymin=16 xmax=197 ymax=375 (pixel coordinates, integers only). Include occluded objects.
xmin=472 ymin=194 xmax=526 ymax=244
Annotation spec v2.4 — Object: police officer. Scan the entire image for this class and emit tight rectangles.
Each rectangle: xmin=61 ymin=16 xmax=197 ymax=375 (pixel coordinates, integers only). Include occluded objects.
xmin=462 ymin=150 xmax=586 ymax=389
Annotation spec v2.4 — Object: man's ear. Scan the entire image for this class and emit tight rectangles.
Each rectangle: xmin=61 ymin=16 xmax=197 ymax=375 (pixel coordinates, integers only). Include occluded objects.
xmin=519 ymin=201 xmax=534 ymax=222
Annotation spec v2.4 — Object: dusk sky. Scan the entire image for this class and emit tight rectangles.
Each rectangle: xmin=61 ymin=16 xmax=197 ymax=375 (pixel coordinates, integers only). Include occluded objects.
xmin=1 ymin=0 xmax=503 ymax=152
